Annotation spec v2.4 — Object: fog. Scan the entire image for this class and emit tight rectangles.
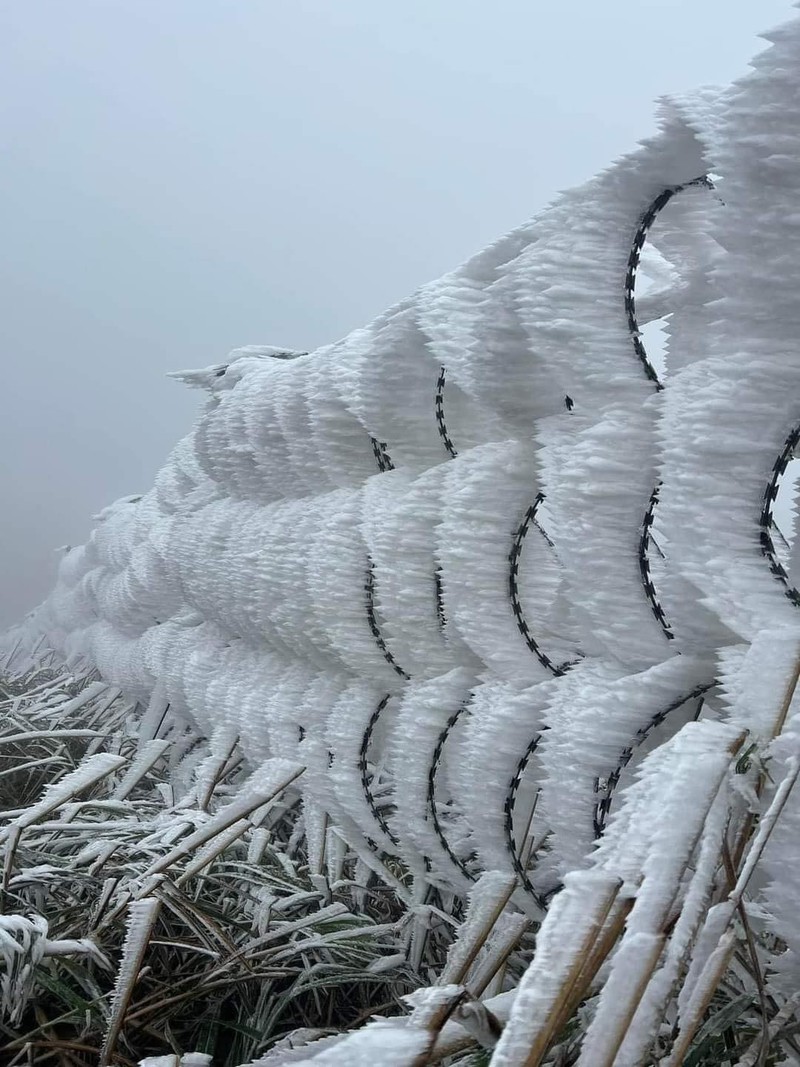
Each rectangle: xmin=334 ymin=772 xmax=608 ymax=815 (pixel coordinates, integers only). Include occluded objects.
xmin=0 ymin=0 xmax=791 ymax=627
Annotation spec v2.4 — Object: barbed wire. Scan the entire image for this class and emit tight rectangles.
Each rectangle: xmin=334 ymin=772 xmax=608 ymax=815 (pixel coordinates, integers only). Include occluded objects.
xmin=370 ymin=435 xmax=394 ymax=473
xmin=435 ymin=365 xmax=459 ymax=459
xmin=358 ymin=692 xmax=399 ymax=848
xmin=364 ymin=560 xmax=410 ymax=680
xmin=434 ymin=566 xmax=448 ymax=631
xmin=760 ymin=423 xmax=800 ymax=608
xmin=509 ymin=493 xmax=577 ymax=677
xmin=639 ymin=482 xmax=675 ymax=639
xmin=592 ymin=683 xmax=712 ymax=837
xmin=503 ymin=733 xmax=547 ymax=910
xmin=426 ymin=700 xmax=479 ymax=883
xmin=625 ymin=175 xmax=713 ymax=389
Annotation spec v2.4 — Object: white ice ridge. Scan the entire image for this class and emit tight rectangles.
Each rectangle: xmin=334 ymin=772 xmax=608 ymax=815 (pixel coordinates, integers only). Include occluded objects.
xmin=6 ymin=19 xmax=800 ymax=906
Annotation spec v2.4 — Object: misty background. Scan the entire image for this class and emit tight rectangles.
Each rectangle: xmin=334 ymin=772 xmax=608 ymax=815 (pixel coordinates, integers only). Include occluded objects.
xmin=0 ymin=0 xmax=791 ymax=628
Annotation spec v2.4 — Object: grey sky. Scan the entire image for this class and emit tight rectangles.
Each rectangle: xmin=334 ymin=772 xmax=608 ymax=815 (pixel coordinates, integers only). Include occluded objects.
xmin=0 ymin=0 xmax=792 ymax=628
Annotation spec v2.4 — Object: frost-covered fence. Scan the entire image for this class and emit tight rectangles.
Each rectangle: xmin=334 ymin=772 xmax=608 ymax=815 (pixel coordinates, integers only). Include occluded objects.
xmin=6 ymin=10 xmax=800 ymax=1030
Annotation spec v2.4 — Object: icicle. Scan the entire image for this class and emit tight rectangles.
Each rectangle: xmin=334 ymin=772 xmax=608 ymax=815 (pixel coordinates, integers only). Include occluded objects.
xmin=302 ymin=338 xmax=382 ymax=489
xmin=347 ymin=300 xmax=448 ymax=474
xmin=538 ymin=655 xmax=712 ymax=880
xmin=387 ymin=668 xmax=479 ymax=890
xmin=0 ymin=914 xmax=49 ymax=1025
xmin=438 ymin=440 xmax=571 ymax=686
xmin=455 ymin=676 xmax=553 ymax=911
xmin=0 ymin=752 xmax=126 ymax=843
xmin=325 ymin=680 xmax=400 ymax=855
xmin=306 ymin=487 xmax=409 ymax=687
xmin=101 ymin=898 xmax=161 ymax=1067
xmin=362 ymin=465 xmax=470 ymax=679
xmin=657 ymin=21 xmax=800 ymax=644
xmin=417 ymin=223 xmax=535 ymax=444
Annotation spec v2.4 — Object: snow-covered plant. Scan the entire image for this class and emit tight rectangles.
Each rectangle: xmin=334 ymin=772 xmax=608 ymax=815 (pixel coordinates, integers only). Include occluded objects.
xmin=7 ymin=7 xmax=800 ymax=1067
xmin=0 ymin=668 xmax=426 ymax=1066
xmin=284 ymin=710 xmax=800 ymax=1067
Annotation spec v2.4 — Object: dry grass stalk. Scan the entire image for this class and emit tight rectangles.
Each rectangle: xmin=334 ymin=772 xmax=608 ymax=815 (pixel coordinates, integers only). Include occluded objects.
xmin=440 ymin=872 xmax=518 ymax=989
xmin=490 ymin=873 xmax=622 ymax=1067
xmin=546 ymin=895 xmax=633 ymax=1044
xmin=732 ymin=644 xmax=800 ymax=870
xmin=405 ymin=873 xmax=520 ymax=1064
xmin=468 ymin=912 xmax=530 ymax=998
xmin=100 ymin=898 xmax=162 ymax=1066
xmin=662 ymin=930 xmax=739 ymax=1066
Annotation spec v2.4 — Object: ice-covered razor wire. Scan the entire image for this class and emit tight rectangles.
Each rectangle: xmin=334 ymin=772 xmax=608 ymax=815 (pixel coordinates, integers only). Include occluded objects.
xmin=7 ymin=13 xmax=800 ymax=1000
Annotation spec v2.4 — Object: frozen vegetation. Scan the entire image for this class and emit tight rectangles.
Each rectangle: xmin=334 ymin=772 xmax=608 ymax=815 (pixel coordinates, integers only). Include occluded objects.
xmin=4 ymin=9 xmax=800 ymax=1066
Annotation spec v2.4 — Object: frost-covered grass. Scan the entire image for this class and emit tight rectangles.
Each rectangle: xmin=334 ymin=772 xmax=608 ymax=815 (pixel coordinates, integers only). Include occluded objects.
xmin=10 ymin=11 xmax=800 ymax=1063
xmin=2 ymin=664 xmax=799 ymax=1067
xmin=0 ymin=667 xmax=434 ymax=1066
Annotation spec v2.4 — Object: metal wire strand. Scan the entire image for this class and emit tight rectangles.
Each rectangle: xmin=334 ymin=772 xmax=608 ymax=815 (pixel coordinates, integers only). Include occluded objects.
xmin=503 ymin=734 xmax=547 ymax=910
xmin=760 ymin=424 xmax=800 ymax=608
xmin=370 ymin=435 xmax=394 ymax=472
xmin=435 ymin=365 xmax=459 ymax=459
xmin=358 ymin=692 xmax=399 ymax=847
xmin=509 ymin=492 xmax=578 ymax=677
xmin=639 ymin=482 xmax=675 ymax=639
xmin=426 ymin=701 xmax=479 ymax=883
xmin=625 ymin=175 xmax=713 ymax=389
xmin=364 ymin=559 xmax=410 ymax=680
xmin=592 ymin=684 xmax=712 ymax=838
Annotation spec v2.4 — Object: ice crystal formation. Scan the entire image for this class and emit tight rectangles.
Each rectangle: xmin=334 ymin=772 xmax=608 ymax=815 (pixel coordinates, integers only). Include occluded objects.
xmin=7 ymin=12 xmax=800 ymax=1049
